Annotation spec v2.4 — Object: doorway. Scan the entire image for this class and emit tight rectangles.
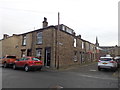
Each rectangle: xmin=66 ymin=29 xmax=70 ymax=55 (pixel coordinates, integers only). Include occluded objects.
xmin=27 ymin=49 xmax=32 ymax=56
xmin=80 ymin=52 xmax=85 ymax=64
xmin=44 ymin=47 xmax=51 ymax=66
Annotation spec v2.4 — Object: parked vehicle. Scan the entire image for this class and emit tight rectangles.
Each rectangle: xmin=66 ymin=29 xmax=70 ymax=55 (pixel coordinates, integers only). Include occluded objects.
xmin=13 ymin=56 xmax=43 ymax=72
xmin=0 ymin=57 xmax=4 ymax=66
xmin=2 ymin=55 xmax=16 ymax=68
xmin=114 ymin=56 xmax=120 ymax=68
xmin=0 ymin=57 xmax=4 ymax=64
xmin=98 ymin=56 xmax=118 ymax=71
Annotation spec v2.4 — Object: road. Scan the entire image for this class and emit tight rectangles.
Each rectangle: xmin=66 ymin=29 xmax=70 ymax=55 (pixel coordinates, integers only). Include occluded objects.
xmin=1 ymin=62 xmax=119 ymax=89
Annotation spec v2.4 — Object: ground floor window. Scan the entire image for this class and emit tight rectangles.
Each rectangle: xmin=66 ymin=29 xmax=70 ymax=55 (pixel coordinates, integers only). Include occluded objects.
xmin=80 ymin=52 xmax=85 ymax=63
xmin=21 ymin=49 xmax=26 ymax=57
xmin=74 ymin=51 xmax=77 ymax=62
xmin=36 ymin=48 xmax=42 ymax=60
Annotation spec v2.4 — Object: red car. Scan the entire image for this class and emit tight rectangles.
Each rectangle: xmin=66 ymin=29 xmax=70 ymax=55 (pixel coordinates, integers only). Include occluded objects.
xmin=13 ymin=57 xmax=43 ymax=72
xmin=2 ymin=55 xmax=16 ymax=68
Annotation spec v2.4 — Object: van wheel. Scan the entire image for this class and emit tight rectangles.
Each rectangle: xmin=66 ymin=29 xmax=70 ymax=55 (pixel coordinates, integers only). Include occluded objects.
xmin=24 ymin=65 xmax=29 ymax=72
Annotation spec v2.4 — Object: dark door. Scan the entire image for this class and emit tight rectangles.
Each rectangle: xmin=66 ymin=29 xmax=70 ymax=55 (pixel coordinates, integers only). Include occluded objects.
xmin=44 ymin=47 xmax=51 ymax=66
xmin=80 ymin=52 xmax=83 ymax=64
xmin=80 ymin=52 xmax=84 ymax=63
xmin=27 ymin=49 xmax=32 ymax=56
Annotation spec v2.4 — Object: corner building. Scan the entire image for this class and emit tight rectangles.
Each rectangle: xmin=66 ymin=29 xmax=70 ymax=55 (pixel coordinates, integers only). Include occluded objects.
xmin=0 ymin=18 xmax=98 ymax=69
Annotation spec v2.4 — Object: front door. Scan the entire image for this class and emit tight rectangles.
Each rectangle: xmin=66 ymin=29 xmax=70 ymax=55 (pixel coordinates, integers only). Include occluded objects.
xmin=27 ymin=49 xmax=32 ymax=56
xmin=44 ymin=47 xmax=51 ymax=66
xmin=80 ymin=52 xmax=85 ymax=64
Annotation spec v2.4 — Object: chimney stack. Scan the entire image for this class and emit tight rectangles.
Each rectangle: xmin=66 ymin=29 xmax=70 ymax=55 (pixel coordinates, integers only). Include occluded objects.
xmin=42 ymin=17 xmax=48 ymax=28
xmin=3 ymin=34 xmax=9 ymax=39
xmin=77 ymin=35 xmax=81 ymax=39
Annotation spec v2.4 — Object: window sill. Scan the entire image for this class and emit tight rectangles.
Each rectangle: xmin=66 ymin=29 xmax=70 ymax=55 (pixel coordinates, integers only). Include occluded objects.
xmin=36 ymin=44 xmax=42 ymax=45
xmin=22 ymin=45 xmax=26 ymax=46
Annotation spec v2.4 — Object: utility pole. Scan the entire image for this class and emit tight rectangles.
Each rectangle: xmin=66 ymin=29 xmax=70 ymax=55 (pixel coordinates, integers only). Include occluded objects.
xmin=57 ymin=12 xmax=60 ymax=69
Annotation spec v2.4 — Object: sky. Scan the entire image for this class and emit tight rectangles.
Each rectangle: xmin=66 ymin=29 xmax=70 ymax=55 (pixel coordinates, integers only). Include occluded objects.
xmin=0 ymin=0 xmax=119 ymax=46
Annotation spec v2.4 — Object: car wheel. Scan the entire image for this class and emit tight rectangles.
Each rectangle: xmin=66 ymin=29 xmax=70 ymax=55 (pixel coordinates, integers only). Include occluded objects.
xmin=112 ymin=68 xmax=117 ymax=72
xmin=39 ymin=67 xmax=42 ymax=71
xmin=3 ymin=63 xmax=8 ymax=68
xmin=13 ymin=64 xmax=17 ymax=70
xmin=24 ymin=65 xmax=29 ymax=72
xmin=118 ymin=64 xmax=120 ymax=68
xmin=98 ymin=67 xmax=101 ymax=71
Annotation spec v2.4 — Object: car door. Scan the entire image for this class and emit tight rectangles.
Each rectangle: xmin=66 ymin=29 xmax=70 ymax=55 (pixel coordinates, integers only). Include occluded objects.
xmin=19 ymin=57 xmax=28 ymax=67
xmin=15 ymin=58 xmax=24 ymax=67
xmin=22 ymin=57 xmax=30 ymax=66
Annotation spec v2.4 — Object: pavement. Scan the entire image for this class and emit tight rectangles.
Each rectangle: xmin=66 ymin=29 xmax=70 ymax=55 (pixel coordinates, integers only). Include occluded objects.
xmin=42 ymin=61 xmax=97 ymax=72
xmin=112 ymin=68 xmax=120 ymax=77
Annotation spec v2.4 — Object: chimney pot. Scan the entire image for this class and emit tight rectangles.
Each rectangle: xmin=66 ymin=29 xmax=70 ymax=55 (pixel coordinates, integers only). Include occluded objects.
xmin=3 ymin=34 xmax=9 ymax=39
xmin=42 ymin=17 xmax=48 ymax=28
xmin=13 ymin=34 xmax=17 ymax=36
xmin=78 ymin=35 xmax=81 ymax=38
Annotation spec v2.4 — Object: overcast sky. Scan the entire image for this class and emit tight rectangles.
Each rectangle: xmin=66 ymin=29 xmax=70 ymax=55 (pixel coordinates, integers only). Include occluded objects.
xmin=0 ymin=0 xmax=119 ymax=46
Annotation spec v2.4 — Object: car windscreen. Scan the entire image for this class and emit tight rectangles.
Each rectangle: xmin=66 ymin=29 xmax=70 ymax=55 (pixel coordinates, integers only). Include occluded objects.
xmin=6 ymin=56 xmax=16 ymax=59
xmin=100 ymin=58 xmax=112 ymax=61
xmin=32 ymin=58 xmax=40 ymax=61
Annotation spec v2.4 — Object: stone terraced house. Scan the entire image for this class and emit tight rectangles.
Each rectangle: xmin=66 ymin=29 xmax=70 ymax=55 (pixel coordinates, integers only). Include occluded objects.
xmin=0 ymin=17 xmax=99 ymax=69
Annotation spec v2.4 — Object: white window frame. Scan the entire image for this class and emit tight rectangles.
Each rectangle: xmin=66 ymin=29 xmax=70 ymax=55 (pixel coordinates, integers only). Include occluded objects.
xmin=74 ymin=38 xmax=77 ymax=47
xmin=66 ymin=28 xmax=73 ymax=34
xmin=36 ymin=48 xmax=42 ymax=57
xmin=37 ymin=32 xmax=42 ymax=44
xmin=62 ymin=25 xmax=66 ymax=31
xmin=22 ymin=35 xmax=27 ymax=46
xmin=82 ymin=42 xmax=84 ymax=49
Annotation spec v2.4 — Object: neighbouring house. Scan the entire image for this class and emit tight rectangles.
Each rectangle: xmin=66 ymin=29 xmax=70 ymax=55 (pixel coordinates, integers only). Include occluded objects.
xmin=99 ymin=45 xmax=120 ymax=57
xmin=0 ymin=17 xmax=98 ymax=69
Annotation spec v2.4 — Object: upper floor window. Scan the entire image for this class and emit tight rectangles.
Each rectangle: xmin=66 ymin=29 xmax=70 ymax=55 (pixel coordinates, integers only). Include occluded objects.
xmin=37 ymin=32 xmax=42 ymax=44
xmin=66 ymin=28 xmax=73 ymax=34
xmin=74 ymin=38 xmax=77 ymax=47
xmin=22 ymin=35 xmax=27 ymax=46
xmin=90 ymin=45 xmax=93 ymax=51
xmin=62 ymin=25 xmax=66 ymax=31
xmin=82 ymin=42 xmax=84 ymax=49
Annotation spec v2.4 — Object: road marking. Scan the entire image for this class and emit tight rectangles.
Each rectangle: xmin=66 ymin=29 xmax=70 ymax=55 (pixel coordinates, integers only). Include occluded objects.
xmin=78 ymin=74 xmax=117 ymax=80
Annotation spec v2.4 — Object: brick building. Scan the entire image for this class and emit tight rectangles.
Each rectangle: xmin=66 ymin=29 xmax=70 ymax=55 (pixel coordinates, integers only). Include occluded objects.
xmin=0 ymin=18 xmax=98 ymax=68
